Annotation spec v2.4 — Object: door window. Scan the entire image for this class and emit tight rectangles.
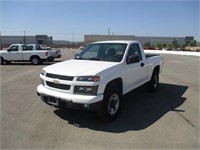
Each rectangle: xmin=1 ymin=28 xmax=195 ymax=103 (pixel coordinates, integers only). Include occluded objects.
xmin=126 ymin=44 xmax=142 ymax=64
xmin=8 ymin=45 xmax=19 ymax=51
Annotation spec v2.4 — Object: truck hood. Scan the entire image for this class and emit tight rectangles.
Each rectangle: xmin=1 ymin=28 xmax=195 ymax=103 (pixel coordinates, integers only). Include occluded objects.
xmin=0 ymin=50 xmax=7 ymax=53
xmin=44 ymin=59 xmax=119 ymax=76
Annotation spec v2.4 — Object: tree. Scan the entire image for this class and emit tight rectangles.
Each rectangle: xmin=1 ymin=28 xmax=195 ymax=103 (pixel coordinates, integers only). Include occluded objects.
xmin=144 ymin=42 xmax=151 ymax=48
xmin=181 ymin=43 xmax=187 ymax=49
xmin=171 ymin=38 xmax=179 ymax=49
xmin=166 ymin=43 xmax=172 ymax=50
xmin=156 ymin=42 xmax=162 ymax=49
xmin=188 ymin=40 xmax=197 ymax=47
xmin=162 ymin=43 xmax=167 ymax=48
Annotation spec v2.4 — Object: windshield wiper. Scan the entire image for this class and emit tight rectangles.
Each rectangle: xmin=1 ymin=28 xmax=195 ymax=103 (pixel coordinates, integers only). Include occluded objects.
xmin=88 ymin=57 xmax=102 ymax=61
xmin=74 ymin=57 xmax=84 ymax=60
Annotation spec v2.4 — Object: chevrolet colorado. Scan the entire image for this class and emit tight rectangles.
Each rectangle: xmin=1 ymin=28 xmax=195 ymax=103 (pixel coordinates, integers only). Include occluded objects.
xmin=37 ymin=41 xmax=164 ymax=121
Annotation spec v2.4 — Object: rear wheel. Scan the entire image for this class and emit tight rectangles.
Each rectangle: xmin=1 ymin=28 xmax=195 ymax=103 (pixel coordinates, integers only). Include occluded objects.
xmin=30 ymin=56 xmax=41 ymax=65
xmin=98 ymin=84 xmax=121 ymax=121
xmin=147 ymin=70 xmax=159 ymax=92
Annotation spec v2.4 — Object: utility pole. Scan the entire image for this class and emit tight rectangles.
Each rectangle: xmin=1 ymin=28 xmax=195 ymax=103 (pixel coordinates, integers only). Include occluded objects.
xmin=108 ymin=27 xmax=110 ymax=36
xmin=24 ymin=31 xmax=26 ymax=44
xmin=72 ymin=31 xmax=74 ymax=55
xmin=0 ymin=30 xmax=2 ymax=49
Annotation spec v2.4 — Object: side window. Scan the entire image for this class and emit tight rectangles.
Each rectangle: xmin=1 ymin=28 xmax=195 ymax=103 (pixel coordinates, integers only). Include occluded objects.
xmin=27 ymin=46 xmax=33 ymax=50
xmin=8 ymin=45 xmax=19 ymax=51
xmin=36 ymin=45 xmax=41 ymax=50
xmin=126 ymin=44 xmax=142 ymax=64
xmin=22 ymin=45 xmax=28 ymax=51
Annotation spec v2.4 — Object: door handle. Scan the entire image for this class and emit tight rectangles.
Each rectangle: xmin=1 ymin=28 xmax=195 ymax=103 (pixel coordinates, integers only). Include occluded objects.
xmin=140 ymin=63 xmax=145 ymax=67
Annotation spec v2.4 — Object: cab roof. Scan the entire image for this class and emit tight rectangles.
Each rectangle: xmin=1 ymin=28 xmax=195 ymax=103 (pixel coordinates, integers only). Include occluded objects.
xmin=92 ymin=40 xmax=139 ymax=44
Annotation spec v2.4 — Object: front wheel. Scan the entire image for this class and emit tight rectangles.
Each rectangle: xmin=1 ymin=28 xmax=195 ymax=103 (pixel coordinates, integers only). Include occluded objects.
xmin=98 ymin=86 xmax=121 ymax=121
xmin=0 ymin=57 xmax=4 ymax=65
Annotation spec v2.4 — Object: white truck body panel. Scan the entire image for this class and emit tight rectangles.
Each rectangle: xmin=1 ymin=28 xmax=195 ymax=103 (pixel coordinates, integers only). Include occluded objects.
xmin=0 ymin=44 xmax=48 ymax=60
xmin=0 ymin=44 xmax=61 ymax=64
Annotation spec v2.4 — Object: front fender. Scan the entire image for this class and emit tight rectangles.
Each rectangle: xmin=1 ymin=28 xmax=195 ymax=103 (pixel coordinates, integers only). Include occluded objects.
xmin=97 ymin=64 xmax=125 ymax=94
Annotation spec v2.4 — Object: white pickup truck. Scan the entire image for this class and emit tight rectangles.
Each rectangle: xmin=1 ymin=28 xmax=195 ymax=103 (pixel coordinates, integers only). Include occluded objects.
xmin=0 ymin=44 xmax=61 ymax=65
xmin=37 ymin=41 xmax=164 ymax=121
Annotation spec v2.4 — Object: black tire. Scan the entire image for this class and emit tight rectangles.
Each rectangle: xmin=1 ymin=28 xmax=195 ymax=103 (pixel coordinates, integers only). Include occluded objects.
xmin=47 ymin=57 xmax=54 ymax=62
xmin=30 ymin=56 xmax=41 ymax=65
xmin=98 ymin=84 xmax=121 ymax=121
xmin=0 ymin=57 xmax=4 ymax=65
xmin=147 ymin=70 xmax=159 ymax=92
xmin=5 ymin=61 xmax=11 ymax=65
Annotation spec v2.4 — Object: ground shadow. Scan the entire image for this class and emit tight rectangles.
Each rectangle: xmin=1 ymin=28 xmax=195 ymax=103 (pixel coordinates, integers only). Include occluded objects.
xmin=54 ymin=83 xmax=188 ymax=133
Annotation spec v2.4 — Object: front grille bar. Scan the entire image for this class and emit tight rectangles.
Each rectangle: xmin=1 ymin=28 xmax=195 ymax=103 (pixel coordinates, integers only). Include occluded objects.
xmin=46 ymin=73 xmax=74 ymax=81
xmin=46 ymin=81 xmax=70 ymax=90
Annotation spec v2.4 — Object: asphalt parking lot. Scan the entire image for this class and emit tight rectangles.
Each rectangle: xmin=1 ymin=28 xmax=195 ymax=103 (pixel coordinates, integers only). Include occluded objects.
xmin=0 ymin=49 xmax=199 ymax=149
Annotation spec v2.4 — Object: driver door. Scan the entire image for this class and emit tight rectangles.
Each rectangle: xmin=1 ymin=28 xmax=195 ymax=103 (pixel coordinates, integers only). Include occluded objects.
xmin=125 ymin=44 xmax=147 ymax=93
xmin=6 ymin=45 xmax=23 ymax=60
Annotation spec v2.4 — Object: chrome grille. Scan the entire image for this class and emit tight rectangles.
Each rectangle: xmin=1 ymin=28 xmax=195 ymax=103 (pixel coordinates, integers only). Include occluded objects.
xmin=46 ymin=81 xmax=70 ymax=90
xmin=46 ymin=73 xmax=74 ymax=81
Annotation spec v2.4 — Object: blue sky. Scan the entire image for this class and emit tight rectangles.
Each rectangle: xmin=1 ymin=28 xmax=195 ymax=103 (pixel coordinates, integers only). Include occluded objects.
xmin=1 ymin=0 xmax=199 ymax=42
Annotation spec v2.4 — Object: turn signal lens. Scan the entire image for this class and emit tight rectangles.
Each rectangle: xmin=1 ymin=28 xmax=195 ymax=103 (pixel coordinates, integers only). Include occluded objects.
xmin=76 ymin=76 xmax=100 ymax=82
xmin=74 ymin=86 xmax=98 ymax=95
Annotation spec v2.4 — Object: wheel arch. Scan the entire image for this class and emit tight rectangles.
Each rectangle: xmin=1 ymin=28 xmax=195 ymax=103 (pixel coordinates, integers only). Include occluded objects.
xmin=153 ymin=65 xmax=160 ymax=75
xmin=0 ymin=56 xmax=5 ymax=65
xmin=0 ymin=56 xmax=5 ymax=60
xmin=98 ymin=77 xmax=123 ymax=121
xmin=30 ymin=55 xmax=40 ymax=61
xmin=104 ymin=78 xmax=123 ymax=95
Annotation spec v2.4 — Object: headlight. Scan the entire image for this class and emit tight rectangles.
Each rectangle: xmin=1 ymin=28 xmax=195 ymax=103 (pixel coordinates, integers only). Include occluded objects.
xmin=74 ymin=86 xmax=98 ymax=95
xmin=76 ymin=76 xmax=100 ymax=82
xmin=41 ymin=70 xmax=46 ymax=76
xmin=40 ymin=70 xmax=45 ymax=85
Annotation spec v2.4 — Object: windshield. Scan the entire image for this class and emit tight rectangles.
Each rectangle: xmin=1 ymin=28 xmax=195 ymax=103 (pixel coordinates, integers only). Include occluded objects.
xmin=74 ymin=43 xmax=127 ymax=62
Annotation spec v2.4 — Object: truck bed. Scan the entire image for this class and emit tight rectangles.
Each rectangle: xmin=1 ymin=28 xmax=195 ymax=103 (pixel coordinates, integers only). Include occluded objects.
xmin=145 ymin=54 xmax=160 ymax=58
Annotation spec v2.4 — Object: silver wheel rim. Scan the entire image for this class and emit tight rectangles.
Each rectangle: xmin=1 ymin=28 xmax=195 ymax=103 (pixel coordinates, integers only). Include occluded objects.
xmin=108 ymin=93 xmax=119 ymax=115
xmin=32 ymin=58 xmax=38 ymax=64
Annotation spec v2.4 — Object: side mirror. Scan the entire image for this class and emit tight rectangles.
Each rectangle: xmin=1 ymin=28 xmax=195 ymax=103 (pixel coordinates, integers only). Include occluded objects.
xmin=127 ymin=55 xmax=140 ymax=64
xmin=74 ymin=53 xmax=79 ymax=58
xmin=7 ymin=49 xmax=11 ymax=52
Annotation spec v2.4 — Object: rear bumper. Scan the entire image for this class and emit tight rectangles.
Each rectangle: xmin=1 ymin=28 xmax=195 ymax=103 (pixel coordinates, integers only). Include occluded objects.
xmin=47 ymin=55 xmax=61 ymax=60
xmin=37 ymin=84 xmax=103 ymax=112
xmin=56 ymin=54 xmax=61 ymax=58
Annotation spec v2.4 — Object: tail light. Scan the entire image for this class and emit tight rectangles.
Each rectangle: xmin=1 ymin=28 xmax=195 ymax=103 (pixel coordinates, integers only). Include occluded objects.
xmin=45 ymin=51 xmax=48 ymax=56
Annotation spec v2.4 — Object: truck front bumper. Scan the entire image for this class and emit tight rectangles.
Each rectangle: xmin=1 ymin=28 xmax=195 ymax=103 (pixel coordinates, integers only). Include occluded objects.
xmin=37 ymin=84 xmax=103 ymax=112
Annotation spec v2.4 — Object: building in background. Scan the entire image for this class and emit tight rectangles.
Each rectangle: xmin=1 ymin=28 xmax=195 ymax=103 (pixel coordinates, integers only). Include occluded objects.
xmin=84 ymin=35 xmax=194 ymax=47
xmin=84 ymin=35 xmax=135 ymax=44
xmin=1 ymin=35 xmax=53 ymax=47
xmin=1 ymin=34 xmax=195 ymax=48
xmin=135 ymin=36 xmax=194 ymax=46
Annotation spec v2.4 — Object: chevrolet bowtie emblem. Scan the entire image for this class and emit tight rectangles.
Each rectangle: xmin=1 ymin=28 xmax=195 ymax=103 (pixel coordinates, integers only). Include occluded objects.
xmin=53 ymin=79 xmax=60 ymax=84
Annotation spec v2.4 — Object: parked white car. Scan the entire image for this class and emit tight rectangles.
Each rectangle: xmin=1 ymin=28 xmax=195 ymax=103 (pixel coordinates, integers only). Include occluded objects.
xmin=37 ymin=41 xmax=164 ymax=121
